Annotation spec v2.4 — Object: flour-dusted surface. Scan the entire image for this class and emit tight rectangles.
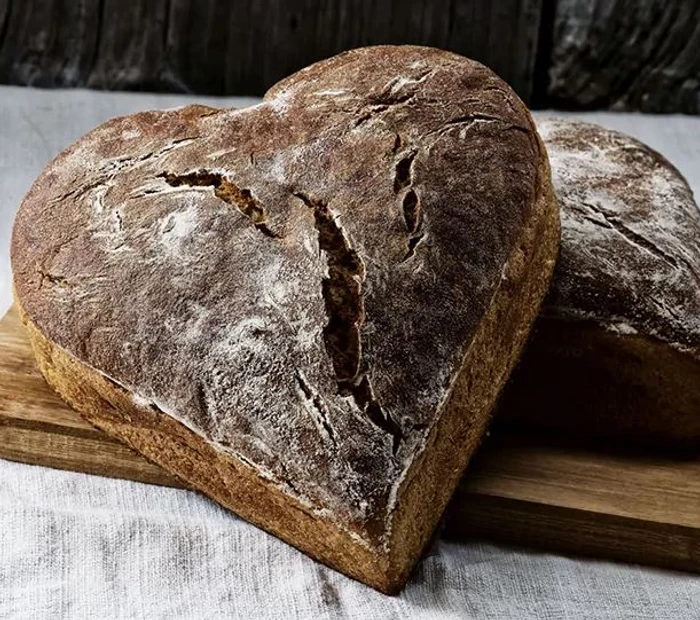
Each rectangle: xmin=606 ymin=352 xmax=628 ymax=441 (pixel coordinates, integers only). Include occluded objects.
xmin=11 ymin=47 xmax=542 ymax=544
xmin=3 ymin=86 xmax=700 ymax=619
xmin=538 ymin=119 xmax=700 ymax=353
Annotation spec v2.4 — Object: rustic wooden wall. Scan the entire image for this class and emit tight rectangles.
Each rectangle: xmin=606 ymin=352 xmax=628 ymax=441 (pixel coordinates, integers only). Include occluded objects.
xmin=0 ymin=0 xmax=698 ymax=112
xmin=547 ymin=0 xmax=700 ymax=114
xmin=0 ymin=0 xmax=543 ymax=102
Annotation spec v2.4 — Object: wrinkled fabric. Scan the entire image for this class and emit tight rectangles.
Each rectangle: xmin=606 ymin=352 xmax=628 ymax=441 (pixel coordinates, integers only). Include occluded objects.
xmin=1 ymin=87 xmax=699 ymax=619
xmin=2 ymin=460 xmax=699 ymax=620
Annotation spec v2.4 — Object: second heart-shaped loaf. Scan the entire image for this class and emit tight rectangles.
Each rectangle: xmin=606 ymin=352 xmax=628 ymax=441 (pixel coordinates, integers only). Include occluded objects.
xmin=12 ymin=46 xmax=559 ymax=592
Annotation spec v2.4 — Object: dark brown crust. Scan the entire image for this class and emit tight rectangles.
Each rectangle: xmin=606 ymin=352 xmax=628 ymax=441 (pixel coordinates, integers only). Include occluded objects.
xmin=537 ymin=119 xmax=700 ymax=352
xmin=386 ymin=136 xmax=558 ymax=584
xmin=12 ymin=46 xmax=559 ymax=590
xmin=19 ymin=299 xmax=392 ymax=590
xmin=499 ymin=319 xmax=700 ymax=451
xmin=499 ymin=119 xmax=700 ymax=450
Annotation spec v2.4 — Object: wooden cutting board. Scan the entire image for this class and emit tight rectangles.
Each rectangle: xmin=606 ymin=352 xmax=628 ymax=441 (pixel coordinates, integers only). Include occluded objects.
xmin=1 ymin=305 xmax=699 ymax=573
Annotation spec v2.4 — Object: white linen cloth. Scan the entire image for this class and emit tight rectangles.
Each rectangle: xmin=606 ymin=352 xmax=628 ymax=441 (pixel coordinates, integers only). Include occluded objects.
xmin=1 ymin=86 xmax=699 ymax=619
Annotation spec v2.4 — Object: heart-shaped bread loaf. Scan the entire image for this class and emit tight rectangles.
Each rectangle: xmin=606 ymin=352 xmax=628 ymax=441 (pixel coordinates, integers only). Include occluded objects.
xmin=500 ymin=119 xmax=700 ymax=450
xmin=12 ymin=46 xmax=558 ymax=592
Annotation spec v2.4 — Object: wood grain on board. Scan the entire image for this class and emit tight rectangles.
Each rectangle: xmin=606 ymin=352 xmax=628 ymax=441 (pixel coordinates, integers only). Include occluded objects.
xmin=1 ymin=305 xmax=699 ymax=572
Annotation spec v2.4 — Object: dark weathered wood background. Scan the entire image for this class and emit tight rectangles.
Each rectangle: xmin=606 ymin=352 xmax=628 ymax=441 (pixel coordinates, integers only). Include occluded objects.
xmin=548 ymin=0 xmax=700 ymax=114
xmin=0 ymin=0 xmax=698 ymax=112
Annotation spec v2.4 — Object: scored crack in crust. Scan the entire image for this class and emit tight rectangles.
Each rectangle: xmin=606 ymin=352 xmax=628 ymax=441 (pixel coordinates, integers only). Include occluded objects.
xmin=11 ymin=46 xmax=559 ymax=591
xmin=293 ymin=191 xmax=405 ymax=455
xmin=158 ymin=171 xmax=280 ymax=238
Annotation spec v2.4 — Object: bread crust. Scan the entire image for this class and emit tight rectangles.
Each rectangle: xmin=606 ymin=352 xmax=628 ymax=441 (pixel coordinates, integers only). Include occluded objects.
xmin=12 ymin=46 xmax=559 ymax=591
xmin=500 ymin=119 xmax=700 ymax=450
xmin=501 ymin=319 xmax=700 ymax=451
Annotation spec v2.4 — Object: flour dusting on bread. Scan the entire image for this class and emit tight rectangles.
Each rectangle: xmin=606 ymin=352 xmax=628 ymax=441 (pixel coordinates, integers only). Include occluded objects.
xmin=539 ymin=118 xmax=700 ymax=353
